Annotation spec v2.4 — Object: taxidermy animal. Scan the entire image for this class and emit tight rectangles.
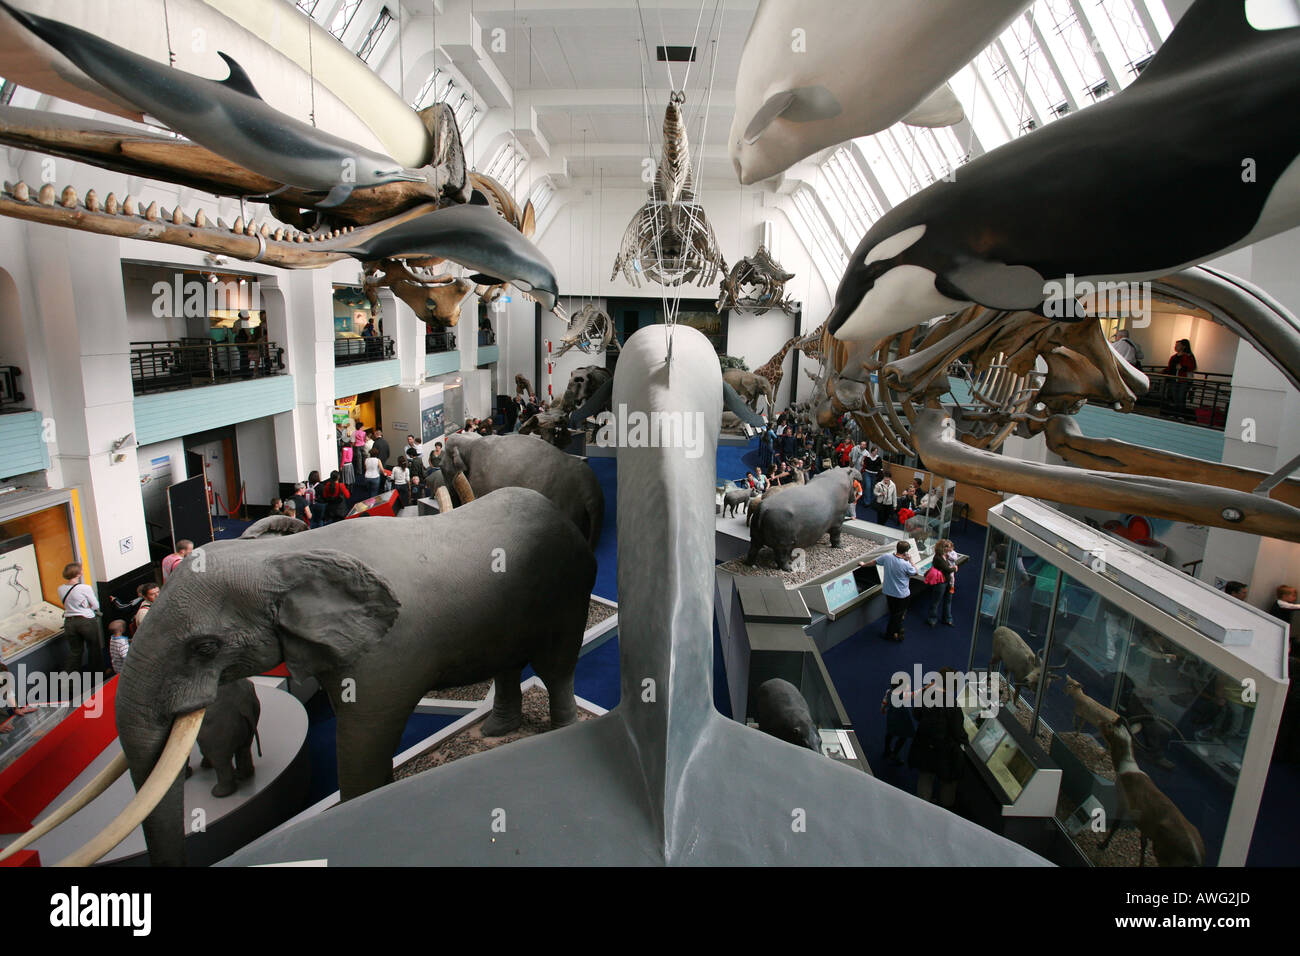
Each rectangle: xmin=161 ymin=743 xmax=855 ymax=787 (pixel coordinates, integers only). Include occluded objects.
xmin=15 ymin=488 xmax=595 ymax=866
xmin=754 ymin=678 xmax=820 ymax=752
xmin=826 ymin=0 xmax=1300 ymax=343
xmin=722 ymin=368 xmax=774 ymax=411
xmin=0 ymin=1 xmax=422 ymax=208
xmin=989 ymin=627 xmax=1063 ymax=702
xmin=559 ymin=365 xmax=614 ymax=414
xmin=722 ymin=487 xmax=754 ymax=517
xmin=206 ymin=324 xmax=1048 ymax=867
xmin=1062 ymin=675 xmax=1120 ymax=735
xmin=1102 ymin=722 xmax=1206 ymax=866
xmin=746 ymin=467 xmax=852 ymax=571
xmin=612 ymin=91 xmax=727 ymax=287
xmin=439 ymin=432 xmax=605 ymax=550
xmin=729 ymin=0 xmax=1024 ymax=184
xmin=240 ymin=515 xmax=308 ymax=538
xmin=193 ymin=679 xmax=261 ymax=799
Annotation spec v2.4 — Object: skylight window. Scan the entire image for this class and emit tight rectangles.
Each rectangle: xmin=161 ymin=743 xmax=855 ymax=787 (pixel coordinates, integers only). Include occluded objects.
xmin=356 ymin=7 xmax=393 ymax=63
xmin=329 ymin=0 xmax=361 ymax=40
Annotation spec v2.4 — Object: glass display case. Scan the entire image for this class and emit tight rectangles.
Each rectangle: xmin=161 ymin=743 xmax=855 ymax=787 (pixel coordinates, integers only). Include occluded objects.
xmin=969 ymin=496 xmax=1289 ymax=866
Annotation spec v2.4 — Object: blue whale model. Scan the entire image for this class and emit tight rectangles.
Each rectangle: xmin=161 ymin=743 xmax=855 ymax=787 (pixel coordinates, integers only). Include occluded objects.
xmin=827 ymin=0 xmax=1300 ymax=343
xmin=0 ymin=0 xmax=422 ymax=207
xmin=340 ymin=204 xmax=560 ymax=312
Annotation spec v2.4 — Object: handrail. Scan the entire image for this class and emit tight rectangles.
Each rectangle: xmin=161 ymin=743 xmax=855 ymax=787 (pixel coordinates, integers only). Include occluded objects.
xmin=129 ymin=339 xmax=286 ymax=395
xmin=334 ymin=335 xmax=396 ymax=366
xmin=425 ymin=329 xmax=457 ymax=353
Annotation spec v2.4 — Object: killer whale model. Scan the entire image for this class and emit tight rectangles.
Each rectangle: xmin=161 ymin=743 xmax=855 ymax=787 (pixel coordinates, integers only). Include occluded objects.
xmin=0 ymin=0 xmax=422 ymax=207
xmin=729 ymin=0 xmax=1025 ymax=185
xmin=827 ymin=0 xmax=1300 ymax=343
xmin=339 ymin=203 xmax=560 ymax=312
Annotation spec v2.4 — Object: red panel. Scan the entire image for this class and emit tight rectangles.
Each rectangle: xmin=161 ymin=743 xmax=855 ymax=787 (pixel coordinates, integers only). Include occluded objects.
xmin=0 ymin=677 xmax=119 ymax=833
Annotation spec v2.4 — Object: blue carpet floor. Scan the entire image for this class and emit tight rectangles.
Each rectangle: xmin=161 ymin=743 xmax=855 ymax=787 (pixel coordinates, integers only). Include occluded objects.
xmin=296 ymin=437 xmax=1299 ymax=864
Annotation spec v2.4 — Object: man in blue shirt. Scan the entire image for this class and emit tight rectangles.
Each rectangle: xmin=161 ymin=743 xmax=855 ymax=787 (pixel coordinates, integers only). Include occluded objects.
xmin=865 ymin=541 xmax=918 ymax=642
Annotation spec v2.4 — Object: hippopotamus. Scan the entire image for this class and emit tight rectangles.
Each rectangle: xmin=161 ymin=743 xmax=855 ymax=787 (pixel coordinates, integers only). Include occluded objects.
xmin=754 ymin=678 xmax=820 ymax=751
xmin=745 ymin=467 xmax=852 ymax=571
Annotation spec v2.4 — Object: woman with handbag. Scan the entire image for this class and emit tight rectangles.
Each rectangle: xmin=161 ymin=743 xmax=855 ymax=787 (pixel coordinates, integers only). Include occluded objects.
xmin=59 ymin=562 xmax=104 ymax=673
xmin=925 ymin=539 xmax=958 ymax=627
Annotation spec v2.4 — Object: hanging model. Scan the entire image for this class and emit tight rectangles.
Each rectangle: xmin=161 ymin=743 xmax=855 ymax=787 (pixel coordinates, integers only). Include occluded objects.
xmin=611 ymin=91 xmax=727 ymax=288
xmin=0 ymin=2 xmax=557 ymax=325
xmin=716 ymin=244 xmax=797 ymax=312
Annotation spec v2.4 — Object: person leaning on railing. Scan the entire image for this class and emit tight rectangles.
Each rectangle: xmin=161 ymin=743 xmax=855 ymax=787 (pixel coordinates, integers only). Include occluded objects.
xmin=1162 ymin=338 xmax=1197 ymax=420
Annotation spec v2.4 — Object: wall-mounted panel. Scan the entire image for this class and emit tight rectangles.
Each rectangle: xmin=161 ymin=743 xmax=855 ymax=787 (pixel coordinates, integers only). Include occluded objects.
xmin=134 ymin=377 xmax=295 ymax=445
xmin=0 ymin=411 xmax=52 ymax=478
xmin=425 ymin=350 xmax=460 ymax=378
xmin=333 ymin=359 xmax=401 ymax=398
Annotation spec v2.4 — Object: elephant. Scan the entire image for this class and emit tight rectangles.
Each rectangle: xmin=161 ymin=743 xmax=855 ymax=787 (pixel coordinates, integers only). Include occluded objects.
xmin=722 ymin=368 xmax=774 ymax=411
xmin=240 ymin=515 xmax=308 ymax=538
xmin=722 ymin=487 xmax=754 ymax=517
xmin=439 ymin=432 xmax=605 ymax=550
xmin=518 ymin=409 xmax=573 ymax=449
xmin=754 ymin=679 xmax=820 ymax=752
xmin=746 ymin=467 xmax=853 ymax=571
xmin=84 ymin=486 xmax=594 ymax=866
xmin=193 ymin=678 xmax=261 ymax=798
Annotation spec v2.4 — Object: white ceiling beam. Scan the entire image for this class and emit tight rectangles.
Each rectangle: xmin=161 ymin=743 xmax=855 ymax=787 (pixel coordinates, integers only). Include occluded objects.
xmin=517 ymin=88 xmax=735 ymax=113
xmin=438 ymin=0 xmax=515 ymax=108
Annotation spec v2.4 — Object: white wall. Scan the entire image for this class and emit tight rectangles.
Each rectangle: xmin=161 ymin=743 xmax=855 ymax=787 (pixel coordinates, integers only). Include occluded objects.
xmin=235 ymin=417 xmax=279 ymax=505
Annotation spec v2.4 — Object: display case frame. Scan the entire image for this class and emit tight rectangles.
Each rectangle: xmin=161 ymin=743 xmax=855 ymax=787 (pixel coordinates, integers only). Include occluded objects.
xmin=970 ymin=496 xmax=1289 ymax=866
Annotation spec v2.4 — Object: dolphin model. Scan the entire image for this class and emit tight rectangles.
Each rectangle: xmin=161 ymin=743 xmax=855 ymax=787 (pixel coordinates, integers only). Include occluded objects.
xmin=729 ymin=0 xmax=1026 ymax=185
xmin=338 ymin=203 xmax=560 ymax=311
xmin=826 ymin=0 xmax=1300 ymax=344
xmin=0 ymin=0 xmax=423 ymax=207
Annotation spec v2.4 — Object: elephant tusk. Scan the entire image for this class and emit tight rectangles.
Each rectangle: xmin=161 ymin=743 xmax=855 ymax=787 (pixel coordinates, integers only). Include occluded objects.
xmin=0 ymin=753 xmax=130 ymax=862
xmin=55 ymin=709 xmax=205 ymax=868
xmin=434 ymin=485 xmax=454 ymax=513
xmin=452 ymin=472 xmax=476 ymax=504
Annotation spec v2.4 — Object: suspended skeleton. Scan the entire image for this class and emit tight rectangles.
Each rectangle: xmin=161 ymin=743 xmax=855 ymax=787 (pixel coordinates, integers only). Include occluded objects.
xmin=612 ymin=92 xmax=727 ymax=288
xmin=0 ymin=6 xmax=557 ymax=328
xmin=554 ymin=303 xmax=621 ymax=357
xmin=716 ymin=245 xmax=797 ymax=312
xmin=810 ymin=266 xmax=1300 ymax=543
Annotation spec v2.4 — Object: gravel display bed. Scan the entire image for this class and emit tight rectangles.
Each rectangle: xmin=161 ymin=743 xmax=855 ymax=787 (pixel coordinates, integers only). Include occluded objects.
xmin=394 ymin=686 xmax=599 ymax=779
xmin=718 ymin=534 xmax=879 ymax=587
xmin=586 ymin=600 xmax=616 ymax=630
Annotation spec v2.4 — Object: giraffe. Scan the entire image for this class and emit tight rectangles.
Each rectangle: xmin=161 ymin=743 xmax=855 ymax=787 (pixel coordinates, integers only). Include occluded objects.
xmin=753 ymin=320 xmax=826 ymax=404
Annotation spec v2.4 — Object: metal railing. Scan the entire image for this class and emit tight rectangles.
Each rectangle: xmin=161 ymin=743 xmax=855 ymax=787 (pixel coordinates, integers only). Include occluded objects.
xmin=478 ymin=327 xmax=497 ymax=347
xmin=1107 ymin=366 xmax=1233 ymax=430
xmin=130 ymin=339 xmax=285 ymax=395
xmin=0 ymin=365 xmax=26 ymax=411
xmin=425 ymin=329 xmax=457 ymax=353
xmin=334 ymin=335 xmax=395 ymax=366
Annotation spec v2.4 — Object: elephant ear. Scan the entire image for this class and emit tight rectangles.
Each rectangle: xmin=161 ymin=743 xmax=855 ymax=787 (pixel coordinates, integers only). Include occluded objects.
xmin=271 ymin=549 xmax=401 ymax=680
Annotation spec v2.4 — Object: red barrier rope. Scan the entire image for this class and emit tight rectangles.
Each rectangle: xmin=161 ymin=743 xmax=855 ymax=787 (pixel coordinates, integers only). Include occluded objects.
xmin=213 ymin=486 xmax=245 ymax=518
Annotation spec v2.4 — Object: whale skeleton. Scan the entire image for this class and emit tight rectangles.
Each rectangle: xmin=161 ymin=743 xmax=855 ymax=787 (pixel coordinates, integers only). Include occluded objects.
xmin=808 ymin=265 xmax=1300 ymax=544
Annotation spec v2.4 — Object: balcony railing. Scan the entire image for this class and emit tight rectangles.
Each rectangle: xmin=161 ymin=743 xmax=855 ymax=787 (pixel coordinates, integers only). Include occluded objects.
xmin=478 ymin=327 xmax=497 ymax=347
xmin=130 ymin=339 xmax=285 ymax=395
xmin=425 ymin=329 xmax=457 ymax=353
xmin=0 ymin=365 xmax=26 ymax=411
xmin=1086 ymin=367 xmax=1233 ymax=430
xmin=334 ymin=335 xmax=395 ymax=366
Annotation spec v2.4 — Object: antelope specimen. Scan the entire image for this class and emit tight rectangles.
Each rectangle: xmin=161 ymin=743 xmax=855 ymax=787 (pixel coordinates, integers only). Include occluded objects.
xmin=989 ymin=626 xmax=1063 ymax=703
xmin=1062 ymin=675 xmax=1120 ymax=734
xmin=1102 ymin=723 xmax=1206 ymax=867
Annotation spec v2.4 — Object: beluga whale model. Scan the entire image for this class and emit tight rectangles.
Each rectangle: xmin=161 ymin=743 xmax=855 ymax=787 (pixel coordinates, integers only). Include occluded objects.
xmin=826 ymin=0 xmax=1300 ymax=344
xmin=0 ymin=0 xmax=423 ymax=207
xmin=729 ymin=0 xmax=1026 ymax=185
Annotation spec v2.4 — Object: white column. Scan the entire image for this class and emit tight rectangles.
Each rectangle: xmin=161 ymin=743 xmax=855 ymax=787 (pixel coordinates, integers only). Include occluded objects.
xmin=25 ymin=226 xmax=148 ymax=581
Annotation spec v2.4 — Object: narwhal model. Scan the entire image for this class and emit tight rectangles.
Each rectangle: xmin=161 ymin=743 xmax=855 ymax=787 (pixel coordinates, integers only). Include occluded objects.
xmin=612 ymin=91 xmax=727 ymax=288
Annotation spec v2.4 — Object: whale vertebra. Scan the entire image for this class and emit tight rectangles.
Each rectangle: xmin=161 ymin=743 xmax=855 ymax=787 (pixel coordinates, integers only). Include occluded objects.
xmin=0 ymin=0 xmax=422 ymax=208
xmin=827 ymin=0 xmax=1300 ymax=344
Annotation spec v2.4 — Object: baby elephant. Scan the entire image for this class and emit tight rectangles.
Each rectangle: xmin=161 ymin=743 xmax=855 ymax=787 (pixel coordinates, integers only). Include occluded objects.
xmin=723 ymin=487 xmax=754 ymax=517
xmin=194 ymin=679 xmax=262 ymax=798
xmin=754 ymin=678 xmax=820 ymax=751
